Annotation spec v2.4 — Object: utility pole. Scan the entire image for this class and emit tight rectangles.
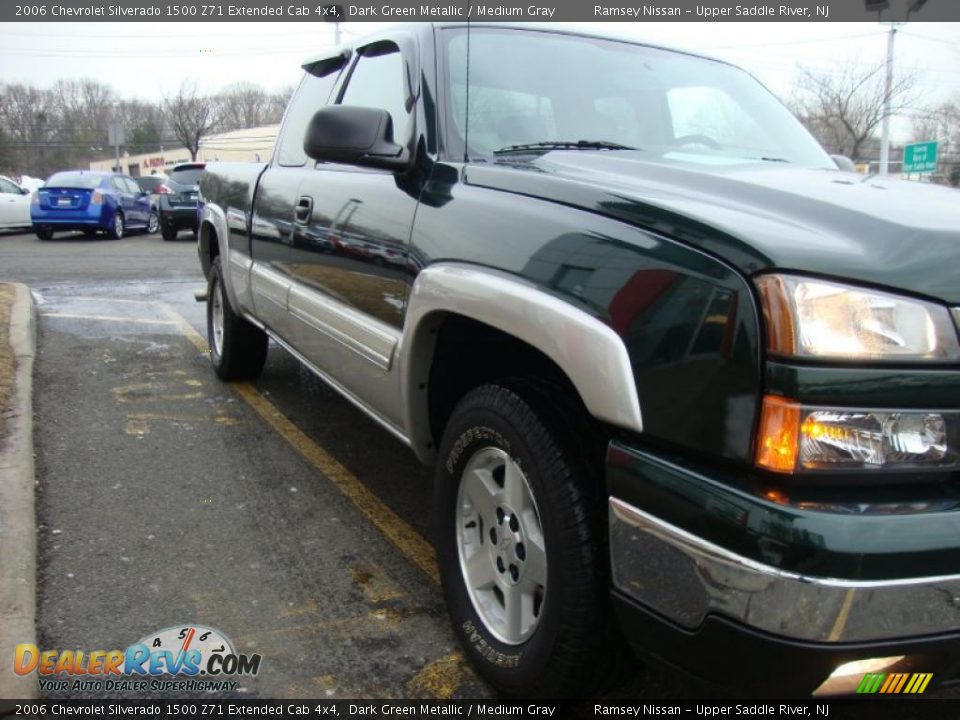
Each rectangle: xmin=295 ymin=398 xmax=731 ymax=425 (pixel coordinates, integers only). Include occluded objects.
xmin=873 ymin=0 xmax=929 ymax=176
xmin=879 ymin=24 xmax=897 ymax=176
xmin=108 ymin=122 xmax=124 ymax=173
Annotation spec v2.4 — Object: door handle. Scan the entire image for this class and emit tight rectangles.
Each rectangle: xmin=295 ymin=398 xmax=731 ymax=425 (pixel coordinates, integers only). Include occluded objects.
xmin=295 ymin=196 xmax=313 ymax=224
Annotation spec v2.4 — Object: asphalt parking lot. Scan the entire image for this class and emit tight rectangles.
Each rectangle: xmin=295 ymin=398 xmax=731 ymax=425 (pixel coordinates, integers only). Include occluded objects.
xmin=2 ymin=230 xmax=494 ymax=699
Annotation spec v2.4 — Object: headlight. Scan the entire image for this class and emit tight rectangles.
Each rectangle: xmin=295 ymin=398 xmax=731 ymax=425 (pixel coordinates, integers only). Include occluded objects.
xmin=755 ymin=274 xmax=960 ymax=361
xmin=756 ymin=395 xmax=960 ymax=473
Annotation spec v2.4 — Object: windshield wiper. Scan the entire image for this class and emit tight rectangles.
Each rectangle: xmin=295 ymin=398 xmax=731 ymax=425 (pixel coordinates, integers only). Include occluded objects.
xmin=494 ymin=140 xmax=638 ymax=155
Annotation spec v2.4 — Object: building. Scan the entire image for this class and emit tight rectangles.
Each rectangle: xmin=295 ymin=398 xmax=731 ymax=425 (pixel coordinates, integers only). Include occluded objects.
xmin=89 ymin=124 xmax=280 ymax=176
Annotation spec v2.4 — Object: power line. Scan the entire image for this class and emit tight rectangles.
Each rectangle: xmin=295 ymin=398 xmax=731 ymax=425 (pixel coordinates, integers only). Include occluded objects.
xmin=900 ymin=30 xmax=960 ymax=48
xmin=0 ymin=43 xmax=329 ymax=58
xmin=692 ymin=31 xmax=887 ymax=51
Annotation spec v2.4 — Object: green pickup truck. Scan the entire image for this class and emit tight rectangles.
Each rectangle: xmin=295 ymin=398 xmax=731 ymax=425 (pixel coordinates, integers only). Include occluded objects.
xmin=197 ymin=23 xmax=960 ymax=698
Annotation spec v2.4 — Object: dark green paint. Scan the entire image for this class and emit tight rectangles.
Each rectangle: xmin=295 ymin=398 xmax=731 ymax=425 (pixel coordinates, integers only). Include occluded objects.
xmin=767 ymin=362 xmax=960 ymax=409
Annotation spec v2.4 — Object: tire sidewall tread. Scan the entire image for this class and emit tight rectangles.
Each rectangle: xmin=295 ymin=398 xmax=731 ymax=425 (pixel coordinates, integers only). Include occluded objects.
xmin=434 ymin=383 xmax=610 ymax=698
xmin=206 ymin=257 xmax=268 ymax=381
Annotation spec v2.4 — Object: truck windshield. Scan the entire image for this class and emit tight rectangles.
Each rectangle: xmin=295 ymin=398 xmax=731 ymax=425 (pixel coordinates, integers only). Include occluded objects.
xmin=446 ymin=28 xmax=834 ymax=169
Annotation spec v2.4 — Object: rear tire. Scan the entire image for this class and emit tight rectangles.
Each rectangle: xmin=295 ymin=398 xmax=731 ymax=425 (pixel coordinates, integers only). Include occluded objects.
xmin=434 ymin=383 xmax=620 ymax=698
xmin=147 ymin=210 xmax=159 ymax=234
xmin=207 ymin=256 xmax=268 ymax=381
xmin=161 ymin=222 xmax=177 ymax=241
xmin=35 ymin=227 xmax=53 ymax=241
xmin=108 ymin=211 xmax=124 ymax=240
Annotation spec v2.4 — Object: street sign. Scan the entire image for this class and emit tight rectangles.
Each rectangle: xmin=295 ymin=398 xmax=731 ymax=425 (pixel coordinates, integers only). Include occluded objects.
xmin=107 ymin=123 xmax=125 ymax=147
xmin=902 ymin=141 xmax=938 ymax=174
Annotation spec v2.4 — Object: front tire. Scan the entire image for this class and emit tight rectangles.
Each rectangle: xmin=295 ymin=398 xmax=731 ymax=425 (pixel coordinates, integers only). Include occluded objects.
xmin=207 ymin=257 xmax=268 ymax=380
xmin=435 ymin=383 xmax=616 ymax=698
xmin=108 ymin=211 xmax=124 ymax=239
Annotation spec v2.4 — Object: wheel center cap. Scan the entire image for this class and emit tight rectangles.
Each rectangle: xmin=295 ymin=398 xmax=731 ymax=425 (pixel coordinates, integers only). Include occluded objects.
xmin=490 ymin=504 xmax=527 ymax=586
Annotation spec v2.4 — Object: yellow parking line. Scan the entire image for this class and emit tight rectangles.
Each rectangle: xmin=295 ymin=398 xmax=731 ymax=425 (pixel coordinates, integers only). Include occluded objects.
xmin=233 ymin=382 xmax=439 ymax=585
xmin=161 ymin=303 xmax=440 ymax=585
xmin=43 ymin=312 xmax=179 ymax=326
xmin=161 ymin=304 xmax=210 ymax=352
xmin=827 ymin=588 xmax=856 ymax=642
xmin=406 ymin=652 xmax=467 ymax=699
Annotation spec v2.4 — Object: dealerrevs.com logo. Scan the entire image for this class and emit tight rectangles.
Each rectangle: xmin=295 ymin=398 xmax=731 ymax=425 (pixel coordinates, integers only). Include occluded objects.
xmin=13 ymin=625 xmax=261 ymax=693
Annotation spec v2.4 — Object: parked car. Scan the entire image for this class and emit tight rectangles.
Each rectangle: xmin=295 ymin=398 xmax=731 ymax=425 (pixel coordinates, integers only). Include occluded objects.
xmin=133 ymin=174 xmax=168 ymax=234
xmin=0 ymin=175 xmax=32 ymax=230
xmin=17 ymin=175 xmax=45 ymax=193
xmin=158 ymin=163 xmax=204 ymax=241
xmin=31 ymin=171 xmax=152 ymax=240
xmin=197 ymin=24 xmax=960 ymax=698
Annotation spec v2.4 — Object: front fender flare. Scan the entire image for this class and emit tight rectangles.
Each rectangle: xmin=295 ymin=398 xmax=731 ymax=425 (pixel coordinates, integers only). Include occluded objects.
xmin=399 ymin=263 xmax=644 ymax=463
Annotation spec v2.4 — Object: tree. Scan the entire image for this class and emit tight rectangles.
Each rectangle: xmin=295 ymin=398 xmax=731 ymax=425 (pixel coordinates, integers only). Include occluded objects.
xmin=117 ymin=99 xmax=167 ymax=154
xmin=0 ymin=126 xmax=13 ymax=174
xmin=270 ymin=85 xmax=296 ymax=122
xmin=215 ymin=82 xmax=274 ymax=131
xmin=912 ymin=96 xmax=960 ymax=156
xmin=789 ymin=61 xmax=922 ymax=161
xmin=163 ymin=80 xmax=218 ymax=160
xmin=0 ymin=82 xmax=58 ymax=176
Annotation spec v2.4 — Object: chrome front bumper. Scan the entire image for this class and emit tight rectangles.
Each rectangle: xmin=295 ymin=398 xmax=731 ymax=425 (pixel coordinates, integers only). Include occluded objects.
xmin=609 ymin=497 xmax=960 ymax=644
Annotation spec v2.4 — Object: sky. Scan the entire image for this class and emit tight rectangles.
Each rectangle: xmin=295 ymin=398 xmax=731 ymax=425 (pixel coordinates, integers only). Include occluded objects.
xmin=0 ymin=20 xmax=958 ymax=139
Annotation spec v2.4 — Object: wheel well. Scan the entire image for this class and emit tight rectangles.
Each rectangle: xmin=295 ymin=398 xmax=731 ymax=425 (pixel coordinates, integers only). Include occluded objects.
xmin=426 ymin=314 xmax=605 ymax=463
xmin=199 ymin=221 xmax=220 ymax=278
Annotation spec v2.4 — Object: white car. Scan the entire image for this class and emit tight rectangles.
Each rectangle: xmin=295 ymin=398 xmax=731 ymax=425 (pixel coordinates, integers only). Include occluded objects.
xmin=0 ymin=175 xmax=32 ymax=230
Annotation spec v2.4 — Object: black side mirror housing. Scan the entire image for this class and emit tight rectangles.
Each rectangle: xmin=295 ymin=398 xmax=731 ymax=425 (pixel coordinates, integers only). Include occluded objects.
xmin=304 ymin=105 xmax=409 ymax=171
xmin=21 ymin=187 xmax=30 ymax=195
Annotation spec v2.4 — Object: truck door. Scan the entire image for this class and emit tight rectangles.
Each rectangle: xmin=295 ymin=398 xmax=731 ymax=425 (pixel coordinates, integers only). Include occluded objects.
xmin=286 ymin=38 xmax=421 ymax=402
xmin=248 ymin=58 xmax=344 ymax=336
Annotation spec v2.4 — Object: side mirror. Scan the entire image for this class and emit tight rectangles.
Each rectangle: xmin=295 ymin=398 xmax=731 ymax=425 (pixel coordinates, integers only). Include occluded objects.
xmin=304 ymin=105 xmax=409 ymax=171
xmin=21 ymin=187 xmax=30 ymax=195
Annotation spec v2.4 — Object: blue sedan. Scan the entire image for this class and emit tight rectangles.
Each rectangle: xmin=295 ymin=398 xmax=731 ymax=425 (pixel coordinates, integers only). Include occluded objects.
xmin=31 ymin=171 xmax=156 ymax=240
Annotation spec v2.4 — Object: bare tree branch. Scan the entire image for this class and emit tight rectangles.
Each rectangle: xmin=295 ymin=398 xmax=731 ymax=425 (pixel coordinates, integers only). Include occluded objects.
xmin=162 ymin=80 xmax=218 ymax=161
xmin=788 ymin=60 xmax=923 ymax=161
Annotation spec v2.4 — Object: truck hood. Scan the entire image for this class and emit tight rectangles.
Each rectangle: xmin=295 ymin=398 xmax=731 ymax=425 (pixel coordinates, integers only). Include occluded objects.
xmin=465 ymin=152 xmax=960 ymax=304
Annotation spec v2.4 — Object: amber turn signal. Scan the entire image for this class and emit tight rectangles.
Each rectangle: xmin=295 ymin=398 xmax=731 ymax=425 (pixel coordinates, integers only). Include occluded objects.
xmin=755 ymin=395 xmax=801 ymax=473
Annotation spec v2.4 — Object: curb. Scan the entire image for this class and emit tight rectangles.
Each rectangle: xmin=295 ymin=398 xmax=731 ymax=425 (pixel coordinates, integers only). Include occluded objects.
xmin=0 ymin=284 xmax=37 ymax=699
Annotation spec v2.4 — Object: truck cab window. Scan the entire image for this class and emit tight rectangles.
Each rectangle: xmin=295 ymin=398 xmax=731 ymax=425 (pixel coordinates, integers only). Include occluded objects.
xmin=339 ymin=45 xmax=409 ymax=144
xmin=278 ymin=70 xmax=340 ymax=167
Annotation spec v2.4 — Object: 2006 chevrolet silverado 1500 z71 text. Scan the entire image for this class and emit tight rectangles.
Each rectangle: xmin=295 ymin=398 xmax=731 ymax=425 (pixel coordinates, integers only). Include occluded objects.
xmin=197 ymin=23 xmax=960 ymax=698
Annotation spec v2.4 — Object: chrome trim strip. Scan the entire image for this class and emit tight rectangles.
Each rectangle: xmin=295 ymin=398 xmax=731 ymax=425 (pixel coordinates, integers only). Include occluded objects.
xmin=287 ymin=284 xmax=398 ymax=372
xmin=609 ymin=497 xmax=960 ymax=643
xmin=265 ymin=329 xmax=410 ymax=448
xmin=400 ymin=263 xmax=644 ymax=461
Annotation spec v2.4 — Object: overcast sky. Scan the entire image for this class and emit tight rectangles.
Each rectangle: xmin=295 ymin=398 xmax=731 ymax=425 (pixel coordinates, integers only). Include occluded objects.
xmin=1 ymin=21 xmax=958 ymax=138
